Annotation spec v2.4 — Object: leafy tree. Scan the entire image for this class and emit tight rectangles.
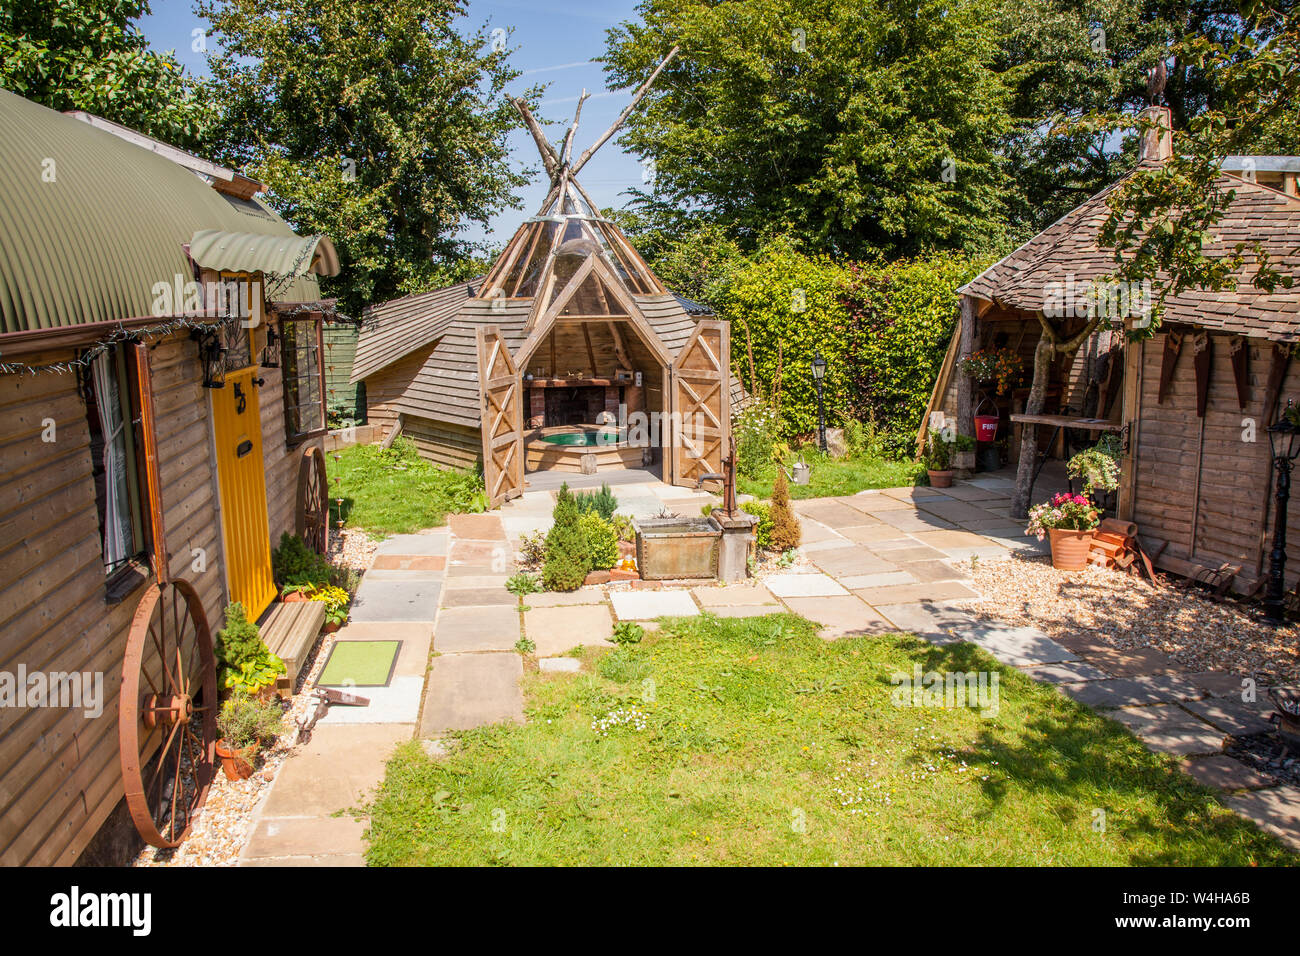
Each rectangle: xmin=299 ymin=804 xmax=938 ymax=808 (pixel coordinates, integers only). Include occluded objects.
xmin=0 ymin=0 xmax=213 ymax=147
xmin=198 ymin=0 xmax=538 ymax=316
xmin=602 ymin=0 xmax=1020 ymax=260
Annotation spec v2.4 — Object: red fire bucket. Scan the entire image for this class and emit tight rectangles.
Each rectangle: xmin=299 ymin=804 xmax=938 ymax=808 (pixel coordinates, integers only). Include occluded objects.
xmin=974 ymin=415 xmax=999 ymax=442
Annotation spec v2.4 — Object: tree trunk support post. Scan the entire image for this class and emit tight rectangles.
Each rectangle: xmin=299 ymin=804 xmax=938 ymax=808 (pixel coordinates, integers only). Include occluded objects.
xmin=954 ymin=295 xmax=977 ymax=476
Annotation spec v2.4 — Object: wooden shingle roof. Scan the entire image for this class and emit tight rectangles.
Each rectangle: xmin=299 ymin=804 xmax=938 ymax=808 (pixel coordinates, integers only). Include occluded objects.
xmin=961 ymin=167 xmax=1300 ymax=341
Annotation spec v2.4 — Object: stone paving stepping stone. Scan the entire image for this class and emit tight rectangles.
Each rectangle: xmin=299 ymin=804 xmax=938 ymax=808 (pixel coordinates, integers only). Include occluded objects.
xmin=963 ymin=477 xmax=1017 ymax=491
xmin=880 ymin=487 xmax=946 ymax=502
xmin=447 ymin=540 xmax=510 ymax=573
xmin=802 ymin=537 xmax=858 ymax=553
xmin=852 ymin=580 xmax=980 ymax=607
xmin=351 ymin=578 xmax=442 ymax=622
xmin=910 ymin=529 xmax=1001 ymax=550
xmin=440 ymin=586 xmax=516 ymax=607
xmin=782 ymin=596 xmax=896 ymax=638
xmin=527 ymin=589 xmax=607 ymax=606
xmin=419 ymin=653 xmax=523 ymax=735
xmin=811 ymin=546 xmax=901 ymax=578
xmin=1104 ymin=704 xmax=1227 ymax=756
xmin=837 ymin=524 xmax=902 ymax=545
xmin=610 ymin=589 xmax=700 ymax=620
xmin=1190 ymin=671 xmax=1249 ymax=697
xmin=895 ymin=559 xmax=969 ymax=584
xmin=374 ymin=532 xmax=448 ymax=556
xmin=448 ymin=513 xmax=506 ymax=540
xmin=915 ymin=499 xmax=1001 ymax=523
xmin=795 ymin=500 xmax=871 ymax=527
xmin=371 ymin=555 xmax=446 ymax=571
xmin=318 ymin=675 xmax=426 ymax=724
xmin=844 ymin=494 xmax=916 ymax=513
xmin=692 ymin=583 xmax=777 ymax=606
xmin=539 ymin=657 xmax=582 ymax=672
xmin=526 ymin=604 xmax=614 ymax=654
xmin=1181 ymin=754 xmax=1275 ymax=791
xmin=1181 ymin=698 xmax=1275 ymax=736
xmin=362 ymin=568 xmax=447 ymax=582
xmin=876 ymin=510 xmax=959 ymax=533
xmin=797 ymin=519 xmax=845 ymax=545
xmin=260 ymin=723 xmax=410 ymax=818
xmin=710 ymin=605 xmax=786 ymax=618
xmin=874 ymin=602 xmax=979 ymax=642
xmin=764 ymin=572 xmax=849 ymax=598
xmin=838 ymin=570 xmax=918 ymax=590
xmin=1083 ymin=645 xmax=1180 ymax=678
xmin=434 ymin=605 xmax=521 ymax=652
xmin=244 ymin=815 xmax=367 ymax=861
xmin=1060 ymin=677 xmax=1177 ymax=709
xmin=1223 ymin=786 xmax=1300 ymax=850
xmin=931 ymin=483 xmax=1006 ymax=502
xmin=1019 ymin=661 xmax=1110 ymax=684
xmin=966 ymin=626 xmax=1076 ymax=667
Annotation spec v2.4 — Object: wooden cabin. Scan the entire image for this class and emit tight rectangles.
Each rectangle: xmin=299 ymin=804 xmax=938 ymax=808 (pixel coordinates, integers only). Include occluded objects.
xmin=353 ymin=173 xmax=739 ymax=506
xmin=924 ymin=107 xmax=1300 ymax=594
xmin=0 ymin=90 xmax=339 ymax=864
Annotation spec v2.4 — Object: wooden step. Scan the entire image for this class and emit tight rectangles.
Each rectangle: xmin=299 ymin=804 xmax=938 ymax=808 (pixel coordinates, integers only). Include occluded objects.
xmin=260 ymin=600 xmax=326 ymax=697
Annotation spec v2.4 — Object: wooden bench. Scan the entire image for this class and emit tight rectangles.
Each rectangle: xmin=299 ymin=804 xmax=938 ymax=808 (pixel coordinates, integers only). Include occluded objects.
xmin=261 ymin=600 xmax=326 ymax=698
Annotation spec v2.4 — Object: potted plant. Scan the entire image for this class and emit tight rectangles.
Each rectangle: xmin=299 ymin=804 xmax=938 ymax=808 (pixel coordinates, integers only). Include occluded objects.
xmin=215 ymin=693 xmax=286 ymax=781
xmin=1067 ymin=436 xmax=1121 ymax=513
xmin=215 ymin=602 xmax=287 ymax=700
xmin=923 ymin=432 xmax=954 ymax=488
xmin=309 ymin=584 xmax=351 ymax=632
xmin=1026 ymin=492 xmax=1101 ymax=570
xmin=282 ymin=581 xmax=316 ymax=603
xmin=959 ymin=347 xmax=1025 ymax=396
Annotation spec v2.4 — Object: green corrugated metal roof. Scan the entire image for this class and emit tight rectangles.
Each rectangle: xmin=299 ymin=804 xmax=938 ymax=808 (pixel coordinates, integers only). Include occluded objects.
xmin=189 ymin=229 xmax=339 ymax=279
xmin=0 ymin=88 xmax=327 ymax=335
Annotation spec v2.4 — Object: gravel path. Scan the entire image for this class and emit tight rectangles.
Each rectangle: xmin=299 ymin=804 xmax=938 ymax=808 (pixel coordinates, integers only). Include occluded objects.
xmin=969 ymin=554 xmax=1300 ymax=684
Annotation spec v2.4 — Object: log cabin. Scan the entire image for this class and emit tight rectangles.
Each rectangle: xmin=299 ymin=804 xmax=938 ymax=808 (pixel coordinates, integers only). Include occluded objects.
xmin=923 ymin=105 xmax=1300 ymax=595
xmin=0 ymin=89 xmax=340 ymax=864
xmin=353 ymin=62 xmax=742 ymax=507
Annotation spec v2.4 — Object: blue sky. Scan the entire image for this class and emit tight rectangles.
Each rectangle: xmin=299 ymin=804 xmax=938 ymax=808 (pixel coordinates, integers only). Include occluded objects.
xmin=138 ymin=0 xmax=650 ymax=247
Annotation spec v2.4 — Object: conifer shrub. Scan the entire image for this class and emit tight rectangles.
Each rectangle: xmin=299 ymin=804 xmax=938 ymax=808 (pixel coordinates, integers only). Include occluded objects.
xmin=543 ymin=484 xmax=592 ymax=591
xmin=769 ymin=468 xmax=802 ymax=553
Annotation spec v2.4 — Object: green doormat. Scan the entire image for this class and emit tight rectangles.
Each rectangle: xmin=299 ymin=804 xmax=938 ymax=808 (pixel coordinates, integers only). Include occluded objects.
xmin=318 ymin=640 xmax=402 ymax=688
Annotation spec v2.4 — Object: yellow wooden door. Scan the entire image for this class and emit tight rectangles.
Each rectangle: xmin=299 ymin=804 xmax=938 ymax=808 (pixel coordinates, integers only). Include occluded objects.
xmin=211 ymin=367 xmax=276 ymax=619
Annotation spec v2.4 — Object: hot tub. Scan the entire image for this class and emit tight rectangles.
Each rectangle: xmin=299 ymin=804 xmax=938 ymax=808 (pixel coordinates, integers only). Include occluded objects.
xmin=526 ymin=424 xmax=646 ymax=473
xmin=539 ymin=428 xmax=623 ymax=447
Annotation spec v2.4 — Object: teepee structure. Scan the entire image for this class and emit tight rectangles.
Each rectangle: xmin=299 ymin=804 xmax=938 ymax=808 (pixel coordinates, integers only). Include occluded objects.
xmin=353 ymin=48 xmax=742 ymax=507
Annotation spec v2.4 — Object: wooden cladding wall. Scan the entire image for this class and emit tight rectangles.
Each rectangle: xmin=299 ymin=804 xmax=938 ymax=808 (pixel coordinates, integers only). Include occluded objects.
xmin=1130 ymin=331 xmax=1295 ymax=593
xmin=403 ymin=415 xmax=482 ymax=470
xmin=0 ymin=333 xmax=226 ymax=866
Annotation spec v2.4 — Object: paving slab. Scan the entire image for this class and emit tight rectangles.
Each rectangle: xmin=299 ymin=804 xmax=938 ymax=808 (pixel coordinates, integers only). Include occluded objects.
xmin=442 ymin=574 xmax=512 ymax=589
xmin=527 ymin=589 xmax=608 ymax=607
xmin=419 ymin=653 xmax=523 ymax=735
xmin=837 ymin=570 xmax=918 ymax=590
xmin=610 ymin=589 xmax=700 ymax=620
xmin=1181 ymin=755 xmax=1275 ymax=791
xmin=843 ymin=494 xmax=917 ymax=513
xmin=361 ymin=568 xmax=447 ymax=582
xmin=931 ymin=483 xmax=1006 ymax=502
xmin=350 ymin=577 xmax=441 ymax=622
xmin=1060 ymin=677 xmax=1176 ymax=709
xmin=446 ymin=540 xmax=511 ymax=574
xmin=782 ymin=596 xmax=896 ymax=638
xmin=876 ymin=510 xmax=959 ymax=533
xmin=963 ymin=477 xmax=1017 ymax=491
xmin=433 ymin=605 xmax=521 ymax=652
xmin=802 ymin=536 xmax=859 ymax=553
xmin=261 ymin=723 xmax=410 ymax=817
xmin=879 ymin=487 xmax=946 ymax=502
xmin=852 ymin=580 xmax=980 ymax=606
xmin=810 ymin=546 xmax=901 ymax=578
xmin=1190 ymin=671 xmax=1250 ymax=698
xmin=764 ymin=572 xmax=849 ymax=598
xmin=317 ymin=675 xmax=426 ymax=724
xmin=797 ymin=519 xmax=844 ymax=545
xmin=875 ymin=602 xmax=980 ymax=642
xmin=1223 ymin=786 xmax=1300 ymax=850
xmin=795 ymin=500 xmax=874 ymax=527
xmin=539 ymin=657 xmax=582 ymax=673
xmin=1083 ymin=645 xmax=1182 ymax=678
xmin=710 ymin=604 xmax=788 ymax=618
xmin=691 ymin=583 xmax=777 ymax=606
xmin=440 ymin=586 xmax=516 ymax=607
xmin=243 ymin=853 xmax=366 ymax=867
xmin=1108 ymin=705 xmax=1227 ymax=756
xmin=894 ymin=559 xmax=969 ymax=583
xmin=526 ymin=604 xmax=614 ymax=654
xmin=914 ymin=499 xmax=1001 ymax=523
xmin=371 ymin=555 xmax=446 ymax=571
xmin=448 ymin=513 xmax=507 ymax=540
xmin=1181 ymin=698 xmax=1275 ymax=736
xmin=836 ymin=524 xmax=906 ymax=545
xmin=243 ymin=815 xmax=368 ymax=860
xmin=966 ymin=626 xmax=1077 ymax=666
xmin=374 ymin=531 xmax=449 ymax=556
xmin=1019 ymin=661 xmax=1111 ymax=684
xmin=910 ymin=529 xmax=1001 ymax=550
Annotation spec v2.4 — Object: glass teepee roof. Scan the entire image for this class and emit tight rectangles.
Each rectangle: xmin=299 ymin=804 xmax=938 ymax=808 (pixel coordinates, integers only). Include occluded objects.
xmin=478 ymin=177 xmax=663 ymax=304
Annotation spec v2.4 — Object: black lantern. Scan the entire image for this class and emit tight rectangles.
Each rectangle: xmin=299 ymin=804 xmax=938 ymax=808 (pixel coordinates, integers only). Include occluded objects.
xmin=260 ymin=322 xmax=281 ymax=369
xmin=1264 ymin=401 xmax=1300 ymax=622
xmin=194 ymin=328 xmax=227 ymax=389
xmin=811 ymin=352 xmax=828 ymax=453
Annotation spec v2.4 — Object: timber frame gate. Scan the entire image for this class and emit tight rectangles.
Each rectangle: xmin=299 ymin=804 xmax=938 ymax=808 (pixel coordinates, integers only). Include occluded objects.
xmin=670 ymin=319 xmax=731 ymax=487
xmin=476 ymin=326 xmax=525 ymax=508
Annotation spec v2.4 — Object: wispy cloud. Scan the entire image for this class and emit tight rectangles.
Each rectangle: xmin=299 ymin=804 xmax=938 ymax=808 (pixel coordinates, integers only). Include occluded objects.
xmin=523 ymin=60 xmax=599 ymax=76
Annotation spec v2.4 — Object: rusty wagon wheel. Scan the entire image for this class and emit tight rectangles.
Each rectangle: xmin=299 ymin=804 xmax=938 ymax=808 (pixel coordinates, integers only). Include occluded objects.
xmin=296 ymin=444 xmax=329 ymax=554
xmin=118 ymin=578 xmax=217 ymax=849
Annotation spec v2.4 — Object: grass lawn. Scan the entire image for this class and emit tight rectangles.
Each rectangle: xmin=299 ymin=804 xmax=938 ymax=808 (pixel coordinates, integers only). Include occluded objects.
xmin=738 ymin=451 xmax=925 ymax=500
xmin=365 ymin=613 xmax=1288 ymax=866
xmin=327 ymin=438 xmax=486 ymax=536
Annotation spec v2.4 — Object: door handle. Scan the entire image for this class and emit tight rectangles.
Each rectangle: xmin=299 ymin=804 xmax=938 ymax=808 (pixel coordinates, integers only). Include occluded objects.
xmin=236 ymin=439 xmax=253 ymax=458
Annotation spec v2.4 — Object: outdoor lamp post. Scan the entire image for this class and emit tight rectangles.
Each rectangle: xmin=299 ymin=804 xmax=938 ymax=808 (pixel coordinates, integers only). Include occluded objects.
xmin=1264 ymin=402 xmax=1300 ymax=623
xmin=811 ymin=351 xmax=828 ymax=453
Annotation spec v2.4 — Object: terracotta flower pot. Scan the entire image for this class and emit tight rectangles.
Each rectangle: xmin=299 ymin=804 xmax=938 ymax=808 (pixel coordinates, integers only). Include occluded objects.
xmin=215 ymin=740 xmax=257 ymax=781
xmin=927 ymin=468 xmax=954 ymax=489
xmin=1048 ymin=528 xmax=1095 ymax=570
xmin=283 ymin=591 xmax=308 ymax=603
xmin=324 ymin=621 xmax=341 ymax=633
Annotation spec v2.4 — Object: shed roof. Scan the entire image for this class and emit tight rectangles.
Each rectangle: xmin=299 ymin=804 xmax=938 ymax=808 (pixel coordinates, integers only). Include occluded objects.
xmin=0 ymin=89 xmax=328 ymax=335
xmin=960 ymin=165 xmax=1300 ymax=340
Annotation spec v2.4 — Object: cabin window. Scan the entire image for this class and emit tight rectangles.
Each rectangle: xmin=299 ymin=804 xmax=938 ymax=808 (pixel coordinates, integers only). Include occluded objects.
xmin=281 ymin=319 xmax=326 ymax=443
xmin=83 ymin=346 xmax=148 ymax=583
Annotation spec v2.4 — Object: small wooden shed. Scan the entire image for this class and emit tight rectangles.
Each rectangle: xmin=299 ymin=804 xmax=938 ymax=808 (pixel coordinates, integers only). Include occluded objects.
xmin=924 ymin=109 xmax=1300 ymax=593
xmin=0 ymin=90 xmax=339 ymax=863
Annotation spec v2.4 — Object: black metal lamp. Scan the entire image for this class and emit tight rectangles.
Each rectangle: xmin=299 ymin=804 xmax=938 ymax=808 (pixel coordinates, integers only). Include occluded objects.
xmin=811 ymin=352 xmax=828 ymax=453
xmin=260 ymin=322 xmax=281 ymax=369
xmin=194 ymin=328 xmax=227 ymax=389
xmin=1264 ymin=400 xmax=1300 ymax=622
